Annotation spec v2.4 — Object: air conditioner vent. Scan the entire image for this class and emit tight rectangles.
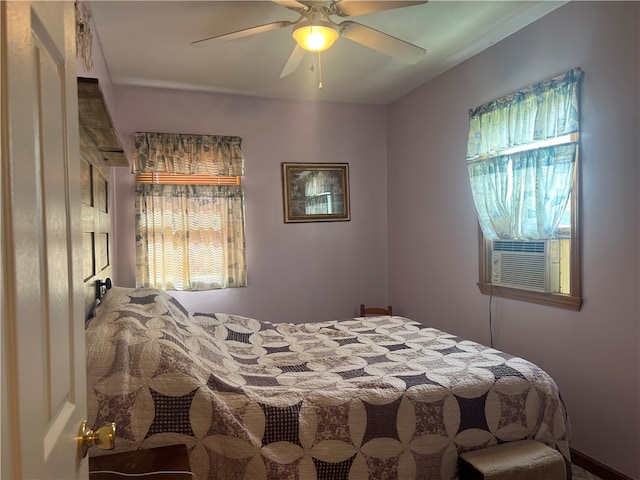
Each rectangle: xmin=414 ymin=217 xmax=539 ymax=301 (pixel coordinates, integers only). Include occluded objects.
xmin=496 ymin=252 xmax=547 ymax=290
xmin=493 ymin=241 xmax=545 ymax=253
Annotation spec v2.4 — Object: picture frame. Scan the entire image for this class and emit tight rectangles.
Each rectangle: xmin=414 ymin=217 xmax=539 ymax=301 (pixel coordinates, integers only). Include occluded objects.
xmin=282 ymin=162 xmax=350 ymax=223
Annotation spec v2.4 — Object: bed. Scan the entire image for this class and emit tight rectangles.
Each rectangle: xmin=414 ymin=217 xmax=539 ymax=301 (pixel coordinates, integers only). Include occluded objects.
xmin=86 ymin=286 xmax=572 ymax=479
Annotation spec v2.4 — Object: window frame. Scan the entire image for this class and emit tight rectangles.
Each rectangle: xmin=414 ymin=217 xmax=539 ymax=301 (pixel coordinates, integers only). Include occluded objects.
xmin=476 ymin=153 xmax=582 ymax=311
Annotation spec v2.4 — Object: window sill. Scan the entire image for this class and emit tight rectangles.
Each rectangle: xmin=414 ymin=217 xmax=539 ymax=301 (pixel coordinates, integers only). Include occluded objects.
xmin=477 ymin=283 xmax=582 ymax=311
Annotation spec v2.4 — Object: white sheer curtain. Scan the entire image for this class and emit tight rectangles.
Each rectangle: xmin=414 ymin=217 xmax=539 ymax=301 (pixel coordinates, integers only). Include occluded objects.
xmin=466 ymin=68 xmax=583 ymax=240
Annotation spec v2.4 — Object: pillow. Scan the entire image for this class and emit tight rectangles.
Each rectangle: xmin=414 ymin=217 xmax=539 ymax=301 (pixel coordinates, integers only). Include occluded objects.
xmin=88 ymin=286 xmax=191 ymax=327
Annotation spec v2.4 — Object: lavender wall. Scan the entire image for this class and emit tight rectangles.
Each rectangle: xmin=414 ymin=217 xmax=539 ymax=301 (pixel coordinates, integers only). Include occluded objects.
xmin=387 ymin=2 xmax=639 ymax=478
xmin=110 ymin=88 xmax=389 ymax=323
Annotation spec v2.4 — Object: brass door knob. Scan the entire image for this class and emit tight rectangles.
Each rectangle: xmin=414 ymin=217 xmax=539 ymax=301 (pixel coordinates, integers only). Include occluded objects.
xmin=78 ymin=420 xmax=116 ymax=458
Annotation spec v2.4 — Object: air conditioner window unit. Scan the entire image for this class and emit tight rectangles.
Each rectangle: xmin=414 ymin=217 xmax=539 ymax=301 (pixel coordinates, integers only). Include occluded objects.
xmin=491 ymin=240 xmax=560 ymax=293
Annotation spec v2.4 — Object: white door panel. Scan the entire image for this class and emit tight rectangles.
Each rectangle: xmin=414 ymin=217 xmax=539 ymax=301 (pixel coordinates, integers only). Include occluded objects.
xmin=1 ymin=2 xmax=87 ymax=479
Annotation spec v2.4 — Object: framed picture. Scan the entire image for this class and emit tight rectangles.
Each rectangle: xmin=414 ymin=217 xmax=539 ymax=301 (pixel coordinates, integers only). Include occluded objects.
xmin=282 ymin=163 xmax=350 ymax=223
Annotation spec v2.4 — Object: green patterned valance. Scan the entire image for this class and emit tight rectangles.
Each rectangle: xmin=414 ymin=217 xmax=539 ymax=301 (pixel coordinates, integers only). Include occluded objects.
xmin=467 ymin=68 xmax=583 ymax=160
xmin=133 ymin=132 xmax=244 ymax=176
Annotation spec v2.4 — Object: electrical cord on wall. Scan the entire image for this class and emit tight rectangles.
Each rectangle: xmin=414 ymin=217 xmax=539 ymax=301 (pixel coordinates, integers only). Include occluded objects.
xmin=489 ymin=282 xmax=494 ymax=348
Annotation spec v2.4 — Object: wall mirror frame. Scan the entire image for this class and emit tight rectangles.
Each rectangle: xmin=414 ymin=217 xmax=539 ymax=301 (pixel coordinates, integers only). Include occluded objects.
xmin=282 ymin=162 xmax=350 ymax=223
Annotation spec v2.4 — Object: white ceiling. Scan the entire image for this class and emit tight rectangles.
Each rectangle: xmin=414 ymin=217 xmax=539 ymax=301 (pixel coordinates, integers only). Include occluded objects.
xmin=88 ymin=1 xmax=566 ymax=105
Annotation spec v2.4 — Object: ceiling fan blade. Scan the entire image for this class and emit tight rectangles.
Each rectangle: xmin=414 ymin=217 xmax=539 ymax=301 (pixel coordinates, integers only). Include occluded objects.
xmin=191 ymin=21 xmax=293 ymax=46
xmin=332 ymin=0 xmax=427 ymax=17
xmin=340 ymin=21 xmax=425 ymax=64
xmin=279 ymin=45 xmax=305 ymax=78
xmin=272 ymin=0 xmax=308 ymax=12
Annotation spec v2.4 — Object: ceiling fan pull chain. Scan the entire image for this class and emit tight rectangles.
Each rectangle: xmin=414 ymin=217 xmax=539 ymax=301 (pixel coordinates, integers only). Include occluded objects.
xmin=318 ymin=52 xmax=323 ymax=89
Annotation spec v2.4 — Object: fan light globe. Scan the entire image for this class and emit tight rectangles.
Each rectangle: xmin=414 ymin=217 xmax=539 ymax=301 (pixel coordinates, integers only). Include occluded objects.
xmin=293 ymin=22 xmax=339 ymax=52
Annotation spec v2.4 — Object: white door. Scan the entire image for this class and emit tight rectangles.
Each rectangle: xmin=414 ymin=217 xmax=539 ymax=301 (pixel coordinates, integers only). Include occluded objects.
xmin=1 ymin=1 xmax=88 ymax=479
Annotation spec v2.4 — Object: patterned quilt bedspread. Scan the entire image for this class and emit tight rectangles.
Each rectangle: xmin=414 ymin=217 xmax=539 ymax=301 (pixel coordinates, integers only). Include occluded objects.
xmin=86 ymin=287 xmax=571 ymax=480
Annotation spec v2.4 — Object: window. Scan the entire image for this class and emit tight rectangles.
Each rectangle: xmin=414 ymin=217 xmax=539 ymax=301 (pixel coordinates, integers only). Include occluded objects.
xmin=466 ymin=69 xmax=583 ymax=310
xmin=133 ymin=132 xmax=246 ymax=291
xmin=304 ymin=171 xmax=334 ymax=214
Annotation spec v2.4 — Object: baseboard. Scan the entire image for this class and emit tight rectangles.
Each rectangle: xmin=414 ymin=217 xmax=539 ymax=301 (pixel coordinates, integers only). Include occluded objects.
xmin=570 ymin=448 xmax=634 ymax=480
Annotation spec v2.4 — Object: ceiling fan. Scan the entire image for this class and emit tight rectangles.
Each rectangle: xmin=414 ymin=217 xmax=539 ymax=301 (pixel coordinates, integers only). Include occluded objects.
xmin=191 ymin=0 xmax=428 ymax=80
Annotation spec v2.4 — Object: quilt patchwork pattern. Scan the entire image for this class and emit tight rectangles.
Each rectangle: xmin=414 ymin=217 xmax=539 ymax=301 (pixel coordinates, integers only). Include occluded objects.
xmin=86 ymin=287 xmax=571 ymax=480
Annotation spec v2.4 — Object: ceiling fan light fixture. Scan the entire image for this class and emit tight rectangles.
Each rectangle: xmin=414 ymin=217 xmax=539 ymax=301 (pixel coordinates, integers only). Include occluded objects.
xmin=292 ymin=21 xmax=339 ymax=52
